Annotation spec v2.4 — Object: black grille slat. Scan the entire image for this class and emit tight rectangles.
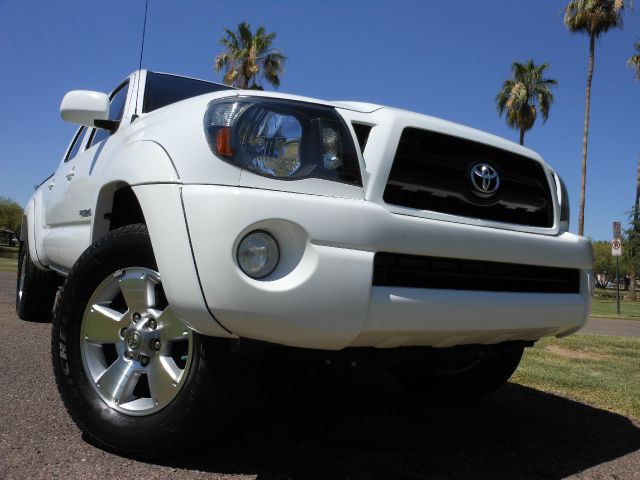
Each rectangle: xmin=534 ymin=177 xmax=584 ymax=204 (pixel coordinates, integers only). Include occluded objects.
xmin=383 ymin=128 xmax=554 ymax=227
xmin=373 ymin=253 xmax=580 ymax=294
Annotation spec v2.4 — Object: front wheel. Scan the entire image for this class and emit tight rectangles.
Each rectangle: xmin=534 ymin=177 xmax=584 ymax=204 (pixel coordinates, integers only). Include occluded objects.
xmin=52 ymin=224 xmax=225 ymax=459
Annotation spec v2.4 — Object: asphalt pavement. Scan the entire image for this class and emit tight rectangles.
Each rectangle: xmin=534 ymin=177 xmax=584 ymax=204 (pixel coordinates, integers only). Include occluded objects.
xmin=582 ymin=316 xmax=640 ymax=338
xmin=0 ymin=271 xmax=639 ymax=479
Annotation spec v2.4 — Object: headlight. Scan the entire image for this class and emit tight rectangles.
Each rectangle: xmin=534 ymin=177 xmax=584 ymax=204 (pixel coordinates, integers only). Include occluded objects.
xmin=204 ymin=98 xmax=362 ymax=186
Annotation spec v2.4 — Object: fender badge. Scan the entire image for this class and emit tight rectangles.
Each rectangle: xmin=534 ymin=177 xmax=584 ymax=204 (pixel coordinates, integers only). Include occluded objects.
xmin=79 ymin=209 xmax=92 ymax=218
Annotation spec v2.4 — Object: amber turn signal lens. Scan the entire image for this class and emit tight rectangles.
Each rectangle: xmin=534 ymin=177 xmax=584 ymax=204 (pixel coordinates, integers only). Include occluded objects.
xmin=215 ymin=127 xmax=233 ymax=157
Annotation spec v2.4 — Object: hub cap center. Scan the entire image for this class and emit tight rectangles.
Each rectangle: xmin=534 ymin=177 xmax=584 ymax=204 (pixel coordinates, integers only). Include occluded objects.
xmin=125 ymin=329 xmax=142 ymax=351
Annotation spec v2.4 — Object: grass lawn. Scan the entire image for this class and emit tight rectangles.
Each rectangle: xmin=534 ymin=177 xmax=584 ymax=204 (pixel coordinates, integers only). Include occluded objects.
xmin=591 ymin=298 xmax=640 ymax=320
xmin=0 ymin=257 xmax=17 ymax=272
xmin=0 ymin=246 xmax=18 ymax=272
xmin=512 ymin=333 xmax=640 ymax=420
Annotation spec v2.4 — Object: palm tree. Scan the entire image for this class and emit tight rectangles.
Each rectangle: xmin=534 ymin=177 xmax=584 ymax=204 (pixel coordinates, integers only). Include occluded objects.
xmin=496 ymin=60 xmax=557 ymax=146
xmin=214 ymin=22 xmax=286 ymax=90
xmin=564 ymin=0 xmax=630 ymax=236
xmin=629 ymin=41 xmax=640 ymax=79
xmin=628 ymin=43 xmax=640 ymax=301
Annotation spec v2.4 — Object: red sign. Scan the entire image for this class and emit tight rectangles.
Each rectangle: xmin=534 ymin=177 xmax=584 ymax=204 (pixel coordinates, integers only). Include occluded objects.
xmin=612 ymin=239 xmax=622 ymax=256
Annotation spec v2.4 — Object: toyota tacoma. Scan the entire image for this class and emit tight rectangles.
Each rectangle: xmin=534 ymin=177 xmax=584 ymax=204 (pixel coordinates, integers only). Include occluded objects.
xmin=16 ymin=70 xmax=593 ymax=458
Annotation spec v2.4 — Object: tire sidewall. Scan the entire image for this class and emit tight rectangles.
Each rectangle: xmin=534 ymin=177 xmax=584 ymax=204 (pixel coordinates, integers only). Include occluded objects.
xmin=52 ymin=226 xmax=215 ymax=456
xmin=15 ymin=241 xmax=26 ymax=314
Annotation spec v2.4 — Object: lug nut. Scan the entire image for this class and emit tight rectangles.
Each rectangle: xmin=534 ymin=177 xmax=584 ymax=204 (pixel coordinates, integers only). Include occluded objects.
xmin=152 ymin=339 xmax=161 ymax=351
xmin=132 ymin=313 xmax=141 ymax=322
xmin=140 ymin=355 xmax=150 ymax=366
xmin=124 ymin=351 xmax=133 ymax=360
xmin=148 ymin=319 xmax=157 ymax=330
xmin=120 ymin=327 xmax=127 ymax=338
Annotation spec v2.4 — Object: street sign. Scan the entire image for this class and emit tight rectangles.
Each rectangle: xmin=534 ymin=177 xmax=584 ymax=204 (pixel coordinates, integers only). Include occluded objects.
xmin=613 ymin=221 xmax=622 ymax=240
xmin=612 ymin=221 xmax=623 ymax=316
xmin=612 ymin=238 xmax=622 ymax=256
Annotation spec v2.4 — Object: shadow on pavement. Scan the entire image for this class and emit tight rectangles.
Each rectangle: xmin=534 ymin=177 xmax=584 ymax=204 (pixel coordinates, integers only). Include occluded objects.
xmin=159 ymin=371 xmax=640 ymax=480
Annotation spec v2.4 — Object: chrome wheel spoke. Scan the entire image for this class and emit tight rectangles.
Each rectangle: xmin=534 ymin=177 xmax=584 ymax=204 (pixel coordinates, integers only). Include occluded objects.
xmin=84 ymin=305 xmax=125 ymax=343
xmin=96 ymin=358 xmax=140 ymax=406
xmin=119 ymin=270 xmax=157 ymax=314
xmin=158 ymin=307 xmax=188 ymax=340
xmin=115 ymin=342 xmax=126 ymax=358
xmin=147 ymin=357 xmax=181 ymax=405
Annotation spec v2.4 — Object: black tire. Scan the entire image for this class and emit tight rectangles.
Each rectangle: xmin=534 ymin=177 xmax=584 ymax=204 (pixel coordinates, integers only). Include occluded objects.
xmin=52 ymin=224 xmax=226 ymax=459
xmin=16 ymin=240 xmax=61 ymax=321
xmin=392 ymin=346 xmax=524 ymax=401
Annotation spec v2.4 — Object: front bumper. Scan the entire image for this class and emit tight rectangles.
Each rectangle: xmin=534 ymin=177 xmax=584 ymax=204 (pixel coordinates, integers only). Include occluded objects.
xmin=179 ymin=184 xmax=593 ymax=350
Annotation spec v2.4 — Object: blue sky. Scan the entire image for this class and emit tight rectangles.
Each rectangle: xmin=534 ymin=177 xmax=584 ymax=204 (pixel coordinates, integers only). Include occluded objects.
xmin=1 ymin=0 xmax=638 ymax=241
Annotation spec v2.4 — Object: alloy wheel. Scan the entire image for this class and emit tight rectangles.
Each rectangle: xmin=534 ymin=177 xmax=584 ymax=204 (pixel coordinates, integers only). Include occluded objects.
xmin=80 ymin=267 xmax=193 ymax=415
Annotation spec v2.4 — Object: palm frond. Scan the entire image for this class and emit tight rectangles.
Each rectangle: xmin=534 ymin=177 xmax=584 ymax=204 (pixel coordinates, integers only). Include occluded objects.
xmin=628 ymin=41 xmax=640 ymax=80
xmin=213 ymin=21 xmax=286 ymax=89
xmin=495 ymin=60 xmax=557 ymax=142
xmin=564 ymin=0 xmax=630 ymax=38
xmin=213 ymin=53 xmax=229 ymax=72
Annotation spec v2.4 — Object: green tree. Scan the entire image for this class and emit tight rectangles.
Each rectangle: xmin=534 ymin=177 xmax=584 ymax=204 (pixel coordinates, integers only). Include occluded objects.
xmin=214 ymin=22 xmax=286 ymax=90
xmin=564 ymin=0 xmax=631 ymax=236
xmin=496 ymin=60 xmax=557 ymax=146
xmin=0 ymin=197 xmax=23 ymax=236
xmin=628 ymin=41 xmax=640 ymax=79
xmin=628 ymin=47 xmax=640 ymax=298
xmin=592 ymin=240 xmax=614 ymax=288
xmin=625 ymin=204 xmax=640 ymax=297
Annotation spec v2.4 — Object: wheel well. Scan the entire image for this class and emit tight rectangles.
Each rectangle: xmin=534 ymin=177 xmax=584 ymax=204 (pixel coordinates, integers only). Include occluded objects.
xmin=93 ymin=184 xmax=146 ymax=242
xmin=109 ymin=187 xmax=146 ymax=230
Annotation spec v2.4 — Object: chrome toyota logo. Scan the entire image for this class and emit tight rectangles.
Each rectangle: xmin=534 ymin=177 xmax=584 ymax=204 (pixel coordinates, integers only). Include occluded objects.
xmin=125 ymin=330 xmax=141 ymax=351
xmin=470 ymin=163 xmax=500 ymax=195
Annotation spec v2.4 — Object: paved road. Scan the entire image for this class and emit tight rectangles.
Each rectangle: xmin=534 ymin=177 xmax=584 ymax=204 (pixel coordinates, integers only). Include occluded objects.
xmin=583 ymin=316 xmax=640 ymax=338
xmin=1 ymin=271 xmax=639 ymax=479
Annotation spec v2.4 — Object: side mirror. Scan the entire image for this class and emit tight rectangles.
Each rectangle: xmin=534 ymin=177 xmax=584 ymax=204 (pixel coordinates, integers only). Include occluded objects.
xmin=60 ymin=90 xmax=111 ymax=128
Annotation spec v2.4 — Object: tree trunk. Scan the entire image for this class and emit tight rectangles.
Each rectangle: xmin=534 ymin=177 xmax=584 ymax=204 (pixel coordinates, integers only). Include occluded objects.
xmin=631 ymin=260 xmax=637 ymax=302
xmin=629 ymin=157 xmax=640 ymax=302
xmin=519 ymin=128 xmax=525 ymax=146
xmin=578 ymin=35 xmax=595 ymax=236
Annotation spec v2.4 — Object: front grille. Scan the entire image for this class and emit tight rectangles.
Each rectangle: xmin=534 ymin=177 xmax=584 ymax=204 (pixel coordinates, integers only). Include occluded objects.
xmin=383 ymin=128 xmax=554 ymax=228
xmin=373 ymin=252 xmax=580 ymax=294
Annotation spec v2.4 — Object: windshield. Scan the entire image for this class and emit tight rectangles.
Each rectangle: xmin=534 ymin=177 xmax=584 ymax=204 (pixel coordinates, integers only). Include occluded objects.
xmin=143 ymin=72 xmax=233 ymax=113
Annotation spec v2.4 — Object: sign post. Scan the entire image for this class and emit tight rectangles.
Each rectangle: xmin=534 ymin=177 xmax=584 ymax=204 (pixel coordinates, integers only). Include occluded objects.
xmin=612 ymin=222 xmax=622 ymax=316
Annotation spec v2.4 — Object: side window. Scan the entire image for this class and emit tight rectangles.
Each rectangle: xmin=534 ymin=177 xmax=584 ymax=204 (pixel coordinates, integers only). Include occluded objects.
xmin=88 ymin=81 xmax=129 ymax=148
xmin=65 ymin=127 xmax=87 ymax=162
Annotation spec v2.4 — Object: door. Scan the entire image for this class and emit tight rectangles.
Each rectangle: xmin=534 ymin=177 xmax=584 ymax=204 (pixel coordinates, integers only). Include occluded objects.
xmin=58 ymin=81 xmax=131 ymax=268
xmin=42 ymin=126 xmax=88 ymax=266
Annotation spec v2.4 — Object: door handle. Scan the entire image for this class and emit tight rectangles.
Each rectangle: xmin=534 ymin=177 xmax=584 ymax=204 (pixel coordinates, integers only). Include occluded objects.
xmin=66 ymin=170 xmax=76 ymax=181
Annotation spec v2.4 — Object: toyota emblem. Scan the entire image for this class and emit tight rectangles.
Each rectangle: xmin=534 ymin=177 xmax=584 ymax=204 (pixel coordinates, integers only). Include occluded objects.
xmin=470 ymin=163 xmax=500 ymax=195
xmin=125 ymin=330 xmax=141 ymax=351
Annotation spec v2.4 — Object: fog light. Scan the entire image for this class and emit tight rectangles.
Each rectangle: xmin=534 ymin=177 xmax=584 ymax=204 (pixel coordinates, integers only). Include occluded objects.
xmin=237 ymin=231 xmax=279 ymax=279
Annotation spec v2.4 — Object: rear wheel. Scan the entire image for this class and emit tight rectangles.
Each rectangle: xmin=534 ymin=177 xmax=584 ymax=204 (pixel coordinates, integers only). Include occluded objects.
xmin=52 ymin=224 xmax=225 ymax=459
xmin=16 ymin=240 xmax=61 ymax=321
xmin=392 ymin=345 xmax=524 ymax=400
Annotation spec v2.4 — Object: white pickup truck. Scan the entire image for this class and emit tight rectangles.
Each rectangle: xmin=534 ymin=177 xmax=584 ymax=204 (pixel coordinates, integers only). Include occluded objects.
xmin=17 ymin=70 xmax=593 ymax=458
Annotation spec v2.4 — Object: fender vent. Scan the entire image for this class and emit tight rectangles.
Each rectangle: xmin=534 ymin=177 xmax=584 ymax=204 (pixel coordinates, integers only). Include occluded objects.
xmin=352 ymin=123 xmax=372 ymax=154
